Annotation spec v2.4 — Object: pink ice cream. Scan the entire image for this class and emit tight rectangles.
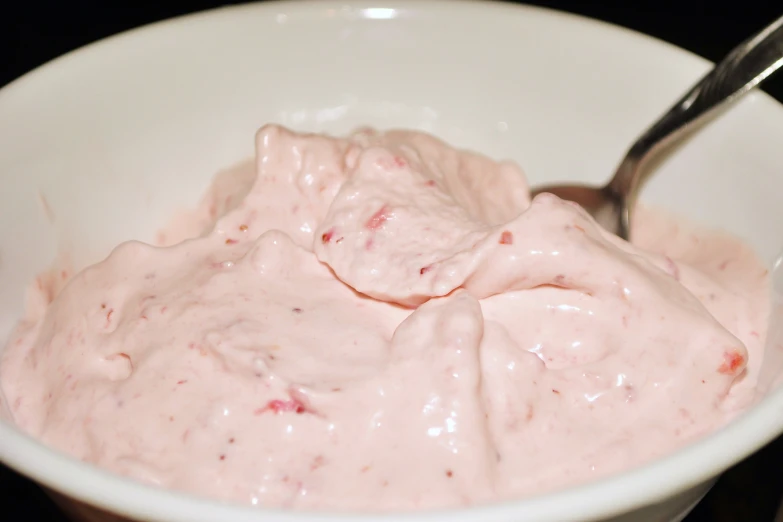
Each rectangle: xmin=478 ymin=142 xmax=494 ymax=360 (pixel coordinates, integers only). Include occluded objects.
xmin=0 ymin=125 xmax=770 ymax=511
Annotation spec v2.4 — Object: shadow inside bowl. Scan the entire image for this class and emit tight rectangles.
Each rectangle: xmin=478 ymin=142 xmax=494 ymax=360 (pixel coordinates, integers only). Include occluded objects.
xmin=46 ymin=488 xmax=135 ymax=522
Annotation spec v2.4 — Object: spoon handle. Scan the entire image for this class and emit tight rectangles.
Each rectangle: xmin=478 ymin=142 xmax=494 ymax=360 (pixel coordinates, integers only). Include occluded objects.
xmin=610 ymin=14 xmax=783 ymax=196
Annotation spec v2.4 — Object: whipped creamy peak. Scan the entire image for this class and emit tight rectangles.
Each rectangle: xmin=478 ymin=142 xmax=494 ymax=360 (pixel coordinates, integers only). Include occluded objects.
xmin=0 ymin=124 xmax=769 ymax=511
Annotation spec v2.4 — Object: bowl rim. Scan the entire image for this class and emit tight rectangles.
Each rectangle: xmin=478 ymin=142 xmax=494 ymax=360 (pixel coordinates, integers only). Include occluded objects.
xmin=2 ymin=1 xmax=783 ymax=521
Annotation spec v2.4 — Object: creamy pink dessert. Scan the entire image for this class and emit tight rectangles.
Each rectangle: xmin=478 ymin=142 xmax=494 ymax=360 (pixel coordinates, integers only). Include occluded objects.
xmin=0 ymin=125 xmax=770 ymax=510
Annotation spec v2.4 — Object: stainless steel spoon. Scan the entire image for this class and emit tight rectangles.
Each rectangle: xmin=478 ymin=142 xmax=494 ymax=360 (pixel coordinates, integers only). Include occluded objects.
xmin=531 ymin=15 xmax=783 ymax=241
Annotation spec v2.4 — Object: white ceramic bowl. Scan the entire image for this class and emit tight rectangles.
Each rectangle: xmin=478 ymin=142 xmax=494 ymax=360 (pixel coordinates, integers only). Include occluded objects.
xmin=2 ymin=1 xmax=783 ymax=521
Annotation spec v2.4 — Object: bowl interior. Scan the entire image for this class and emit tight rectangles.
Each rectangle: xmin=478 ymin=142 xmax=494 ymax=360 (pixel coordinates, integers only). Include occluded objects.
xmin=1 ymin=1 xmax=783 ymax=521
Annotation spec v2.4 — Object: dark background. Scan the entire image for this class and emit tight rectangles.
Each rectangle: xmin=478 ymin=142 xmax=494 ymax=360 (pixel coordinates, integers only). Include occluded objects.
xmin=2 ymin=1 xmax=782 ymax=521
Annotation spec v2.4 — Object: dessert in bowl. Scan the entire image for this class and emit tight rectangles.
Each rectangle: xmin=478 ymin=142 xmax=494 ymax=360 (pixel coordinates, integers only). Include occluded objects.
xmin=1 ymin=1 xmax=783 ymax=521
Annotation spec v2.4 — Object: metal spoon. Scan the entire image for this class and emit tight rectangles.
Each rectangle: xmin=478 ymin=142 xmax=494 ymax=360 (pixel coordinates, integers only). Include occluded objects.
xmin=531 ymin=15 xmax=783 ymax=241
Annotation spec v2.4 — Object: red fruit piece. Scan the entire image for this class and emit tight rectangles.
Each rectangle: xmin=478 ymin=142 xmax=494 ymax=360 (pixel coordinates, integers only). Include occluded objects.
xmin=365 ymin=206 xmax=390 ymax=231
xmin=718 ymin=350 xmax=745 ymax=374
xmin=321 ymin=228 xmax=335 ymax=243
xmin=499 ymin=230 xmax=513 ymax=245
xmin=256 ymin=392 xmax=313 ymax=415
xmin=256 ymin=399 xmax=305 ymax=414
